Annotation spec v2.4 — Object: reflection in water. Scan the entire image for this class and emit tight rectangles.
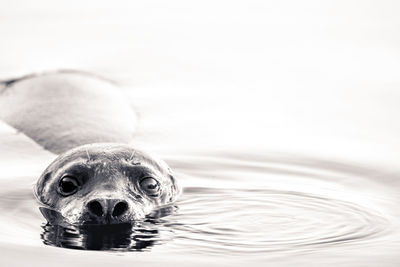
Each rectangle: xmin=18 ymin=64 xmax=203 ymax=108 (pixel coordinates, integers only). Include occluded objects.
xmin=40 ymin=205 xmax=177 ymax=251
xmin=41 ymin=223 xmax=157 ymax=251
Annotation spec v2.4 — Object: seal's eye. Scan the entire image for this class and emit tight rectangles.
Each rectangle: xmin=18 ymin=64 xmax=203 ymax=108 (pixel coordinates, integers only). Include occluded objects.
xmin=58 ymin=176 xmax=79 ymax=196
xmin=140 ymin=177 xmax=160 ymax=196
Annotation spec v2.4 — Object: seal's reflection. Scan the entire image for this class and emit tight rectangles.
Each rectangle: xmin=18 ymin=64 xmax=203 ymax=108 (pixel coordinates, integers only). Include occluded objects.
xmin=40 ymin=205 xmax=176 ymax=251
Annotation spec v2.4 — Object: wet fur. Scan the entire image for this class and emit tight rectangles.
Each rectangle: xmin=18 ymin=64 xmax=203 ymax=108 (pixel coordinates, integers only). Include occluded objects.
xmin=35 ymin=143 xmax=180 ymax=225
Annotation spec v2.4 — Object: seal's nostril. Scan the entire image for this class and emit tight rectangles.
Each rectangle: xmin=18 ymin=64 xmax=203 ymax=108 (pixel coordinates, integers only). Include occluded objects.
xmin=88 ymin=200 xmax=103 ymax=217
xmin=112 ymin=201 xmax=128 ymax=217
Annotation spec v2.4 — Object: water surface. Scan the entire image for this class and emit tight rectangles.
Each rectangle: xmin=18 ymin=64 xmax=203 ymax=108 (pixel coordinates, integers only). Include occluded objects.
xmin=0 ymin=144 xmax=399 ymax=266
xmin=1 ymin=1 xmax=400 ymax=266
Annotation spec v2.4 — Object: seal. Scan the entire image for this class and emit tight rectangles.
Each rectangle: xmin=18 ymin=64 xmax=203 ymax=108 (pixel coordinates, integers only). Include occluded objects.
xmin=0 ymin=71 xmax=181 ymax=225
xmin=35 ymin=143 xmax=180 ymax=225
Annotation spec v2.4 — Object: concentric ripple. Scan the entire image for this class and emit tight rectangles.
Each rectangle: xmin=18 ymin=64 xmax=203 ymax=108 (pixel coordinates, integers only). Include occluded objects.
xmin=161 ymin=153 xmax=393 ymax=256
xmin=169 ymin=187 xmax=389 ymax=255
xmin=45 ymin=186 xmax=389 ymax=253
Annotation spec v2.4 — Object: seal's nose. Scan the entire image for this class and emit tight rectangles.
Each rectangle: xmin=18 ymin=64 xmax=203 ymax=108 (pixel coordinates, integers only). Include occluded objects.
xmin=87 ymin=199 xmax=129 ymax=219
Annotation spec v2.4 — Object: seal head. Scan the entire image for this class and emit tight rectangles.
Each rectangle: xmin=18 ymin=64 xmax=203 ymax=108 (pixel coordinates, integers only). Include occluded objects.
xmin=34 ymin=143 xmax=180 ymax=225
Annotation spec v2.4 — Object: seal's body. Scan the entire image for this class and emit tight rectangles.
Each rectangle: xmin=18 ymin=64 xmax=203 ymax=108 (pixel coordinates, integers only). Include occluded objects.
xmin=0 ymin=71 xmax=180 ymax=225
xmin=0 ymin=71 xmax=136 ymax=154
